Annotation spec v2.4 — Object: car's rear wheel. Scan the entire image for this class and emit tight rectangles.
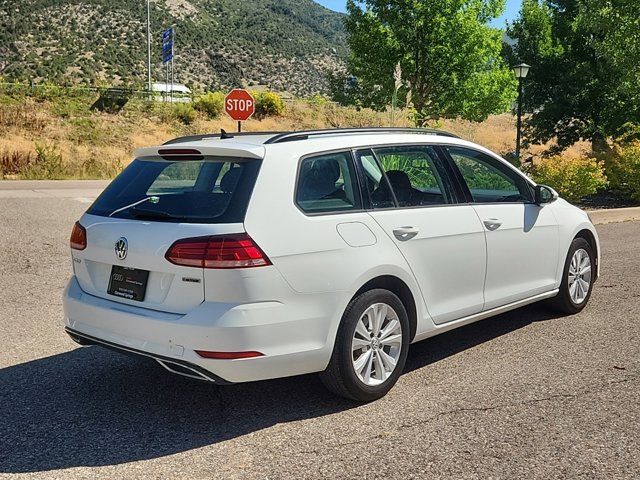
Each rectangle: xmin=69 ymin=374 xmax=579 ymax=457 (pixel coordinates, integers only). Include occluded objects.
xmin=549 ymin=237 xmax=595 ymax=314
xmin=320 ymin=289 xmax=410 ymax=402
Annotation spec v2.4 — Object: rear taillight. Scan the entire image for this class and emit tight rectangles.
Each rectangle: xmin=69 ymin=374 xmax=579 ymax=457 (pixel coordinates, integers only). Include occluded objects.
xmin=70 ymin=222 xmax=87 ymax=250
xmin=165 ymin=234 xmax=271 ymax=269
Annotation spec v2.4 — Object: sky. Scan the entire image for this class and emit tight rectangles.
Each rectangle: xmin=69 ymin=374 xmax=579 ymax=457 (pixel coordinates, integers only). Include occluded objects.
xmin=315 ymin=0 xmax=522 ymax=27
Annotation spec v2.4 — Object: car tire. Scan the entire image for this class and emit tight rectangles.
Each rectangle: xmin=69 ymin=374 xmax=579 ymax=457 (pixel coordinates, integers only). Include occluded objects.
xmin=548 ymin=237 xmax=595 ymax=314
xmin=319 ymin=288 xmax=410 ymax=402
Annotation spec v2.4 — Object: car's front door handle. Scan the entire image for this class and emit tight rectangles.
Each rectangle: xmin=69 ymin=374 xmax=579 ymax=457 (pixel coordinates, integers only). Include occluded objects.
xmin=393 ymin=226 xmax=419 ymax=241
xmin=483 ymin=219 xmax=502 ymax=231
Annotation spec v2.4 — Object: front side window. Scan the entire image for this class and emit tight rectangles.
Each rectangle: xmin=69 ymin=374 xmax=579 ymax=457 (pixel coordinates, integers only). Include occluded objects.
xmin=296 ymin=152 xmax=362 ymax=213
xmin=357 ymin=146 xmax=456 ymax=208
xmin=447 ymin=147 xmax=533 ymax=203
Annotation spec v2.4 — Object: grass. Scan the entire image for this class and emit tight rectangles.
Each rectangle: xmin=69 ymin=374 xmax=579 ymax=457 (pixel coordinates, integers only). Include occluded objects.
xmin=0 ymin=89 xmax=590 ymax=180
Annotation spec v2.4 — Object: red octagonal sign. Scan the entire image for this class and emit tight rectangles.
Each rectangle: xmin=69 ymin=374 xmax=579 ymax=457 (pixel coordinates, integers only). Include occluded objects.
xmin=225 ymin=89 xmax=255 ymax=121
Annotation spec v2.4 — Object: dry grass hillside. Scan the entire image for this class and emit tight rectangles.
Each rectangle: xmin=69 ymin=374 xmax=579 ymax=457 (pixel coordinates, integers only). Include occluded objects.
xmin=0 ymin=91 xmax=589 ymax=180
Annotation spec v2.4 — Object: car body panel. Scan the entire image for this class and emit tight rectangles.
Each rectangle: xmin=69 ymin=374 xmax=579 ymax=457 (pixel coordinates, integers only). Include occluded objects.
xmin=472 ymin=202 xmax=560 ymax=309
xmin=367 ymin=205 xmax=487 ymax=324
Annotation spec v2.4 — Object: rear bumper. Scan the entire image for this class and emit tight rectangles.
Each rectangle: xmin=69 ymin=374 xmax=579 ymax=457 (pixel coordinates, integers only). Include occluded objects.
xmin=65 ymin=327 xmax=230 ymax=383
xmin=63 ymin=276 xmax=340 ymax=383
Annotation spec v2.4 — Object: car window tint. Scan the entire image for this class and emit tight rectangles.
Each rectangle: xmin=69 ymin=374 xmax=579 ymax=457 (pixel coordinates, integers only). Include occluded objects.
xmin=446 ymin=147 xmax=533 ymax=203
xmin=354 ymin=149 xmax=395 ymax=208
xmin=146 ymin=161 xmax=203 ymax=195
xmin=87 ymin=157 xmax=260 ymax=223
xmin=296 ymin=152 xmax=361 ymax=213
xmin=372 ymin=146 xmax=455 ymax=207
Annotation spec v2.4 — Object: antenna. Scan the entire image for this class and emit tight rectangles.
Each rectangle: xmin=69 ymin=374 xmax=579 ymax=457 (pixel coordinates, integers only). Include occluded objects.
xmin=220 ymin=129 xmax=233 ymax=140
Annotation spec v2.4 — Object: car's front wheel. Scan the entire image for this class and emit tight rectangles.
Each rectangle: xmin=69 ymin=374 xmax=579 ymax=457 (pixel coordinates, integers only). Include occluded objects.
xmin=549 ymin=237 xmax=595 ymax=314
xmin=320 ymin=289 xmax=410 ymax=402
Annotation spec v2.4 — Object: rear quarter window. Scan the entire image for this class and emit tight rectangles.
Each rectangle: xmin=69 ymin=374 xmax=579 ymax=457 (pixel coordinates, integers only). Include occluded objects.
xmin=87 ymin=157 xmax=260 ymax=223
xmin=295 ymin=152 xmax=362 ymax=214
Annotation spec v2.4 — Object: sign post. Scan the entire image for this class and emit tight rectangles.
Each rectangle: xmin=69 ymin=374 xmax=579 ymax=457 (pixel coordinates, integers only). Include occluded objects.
xmin=162 ymin=27 xmax=174 ymax=102
xmin=225 ymin=89 xmax=255 ymax=132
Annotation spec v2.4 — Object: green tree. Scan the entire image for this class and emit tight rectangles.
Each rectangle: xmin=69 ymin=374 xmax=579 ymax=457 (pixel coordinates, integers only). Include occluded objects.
xmin=342 ymin=0 xmax=516 ymax=124
xmin=506 ymin=0 xmax=640 ymax=153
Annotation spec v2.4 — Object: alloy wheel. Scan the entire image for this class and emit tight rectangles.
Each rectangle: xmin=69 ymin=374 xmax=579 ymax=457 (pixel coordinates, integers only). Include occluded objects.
xmin=351 ymin=303 xmax=403 ymax=386
xmin=568 ymin=248 xmax=592 ymax=304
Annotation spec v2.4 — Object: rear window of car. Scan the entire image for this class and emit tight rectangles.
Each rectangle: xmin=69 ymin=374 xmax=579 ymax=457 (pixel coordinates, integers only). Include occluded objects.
xmin=87 ymin=157 xmax=261 ymax=223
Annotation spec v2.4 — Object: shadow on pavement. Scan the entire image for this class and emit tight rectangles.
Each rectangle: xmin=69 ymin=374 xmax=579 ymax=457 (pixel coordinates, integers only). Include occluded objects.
xmin=0 ymin=303 xmax=562 ymax=473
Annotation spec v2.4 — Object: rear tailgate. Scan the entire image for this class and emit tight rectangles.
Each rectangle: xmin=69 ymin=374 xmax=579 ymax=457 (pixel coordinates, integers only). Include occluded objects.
xmin=72 ymin=213 xmax=244 ymax=314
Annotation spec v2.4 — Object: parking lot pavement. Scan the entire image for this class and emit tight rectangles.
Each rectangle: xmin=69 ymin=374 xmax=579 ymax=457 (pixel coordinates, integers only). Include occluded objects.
xmin=0 ymin=193 xmax=638 ymax=480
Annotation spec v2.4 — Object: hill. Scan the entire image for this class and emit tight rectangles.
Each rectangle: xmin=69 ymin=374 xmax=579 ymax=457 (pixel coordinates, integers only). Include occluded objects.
xmin=0 ymin=0 xmax=348 ymax=95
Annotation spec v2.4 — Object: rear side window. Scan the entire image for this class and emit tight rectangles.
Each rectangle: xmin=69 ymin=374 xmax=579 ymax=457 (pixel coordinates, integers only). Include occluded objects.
xmin=87 ymin=157 xmax=260 ymax=223
xmin=358 ymin=146 xmax=456 ymax=208
xmin=296 ymin=152 xmax=362 ymax=214
xmin=354 ymin=149 xmax=395 ymax=209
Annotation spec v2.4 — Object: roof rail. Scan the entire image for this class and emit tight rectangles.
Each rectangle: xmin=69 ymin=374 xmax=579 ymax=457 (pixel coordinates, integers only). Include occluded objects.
xmin=163 ymin=131 xmax=286 ymax=145
xmin=264 ymin=127 xmax=459 ymax=144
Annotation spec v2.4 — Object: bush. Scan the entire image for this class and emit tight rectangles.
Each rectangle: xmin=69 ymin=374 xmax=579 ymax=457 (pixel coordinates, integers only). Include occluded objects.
xmin=307 ymin=94 xmax=328 ymax=107
xmin=1 ymin=150 xmax=35 ymax=177
xmin=21 ymin=144 xmax=66 ymax=179
xmin=529 ymin=156 xmax=607 ymax=203
xmin=193 ymin=92 xmax=225 ymax=119
xmin=254 ymin=91 xmax=285 ymax=118
xmin=607 ymin=144 xmax=640 ymax=201
xmin=171 ymin=103 xmax=196 ymax=125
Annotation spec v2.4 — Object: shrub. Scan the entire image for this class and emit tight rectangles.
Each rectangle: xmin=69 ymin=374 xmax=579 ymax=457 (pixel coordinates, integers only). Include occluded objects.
xmin=254 ymin=91 xmax=285 ymax=118
xmin=307 ymin=94 xmax=328 ymax=107
xmin=51 ymin=95 xmax=92 ymax=118
xmin=529 ymin=156 xmax=607 ymax=203
xmin=607 ymin=144 xmax=640 ymax=201
xmin=80 ymin=155 xmax=123 ymax=179
xmin=1 ymin=150 xmax=35 ymax=177
xmin=171 ymin=103 xmax=196 ymax=125
xmin=0 ymin=103 xmax=46 ymax=132
xmin=193 ymin=92 xmax=225 ymax=119
xmin=21 ymin=144 xmax=66 ymax=179
xmin=30 ymin=83 xmax=65 ymax=102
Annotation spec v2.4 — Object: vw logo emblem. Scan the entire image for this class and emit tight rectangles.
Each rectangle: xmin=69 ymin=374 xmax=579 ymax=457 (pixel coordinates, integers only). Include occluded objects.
xmin=114 ymin=237 xmax=128 ymax=260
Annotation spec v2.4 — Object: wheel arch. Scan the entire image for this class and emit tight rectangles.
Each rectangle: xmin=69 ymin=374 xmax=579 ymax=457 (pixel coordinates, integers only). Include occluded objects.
xmin=352 ymin=275 xmax=418 ymax=342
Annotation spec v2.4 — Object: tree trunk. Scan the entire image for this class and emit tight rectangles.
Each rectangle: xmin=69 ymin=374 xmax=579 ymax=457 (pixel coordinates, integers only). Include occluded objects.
xmin=591 ymin=132 xmax=611 ymax=157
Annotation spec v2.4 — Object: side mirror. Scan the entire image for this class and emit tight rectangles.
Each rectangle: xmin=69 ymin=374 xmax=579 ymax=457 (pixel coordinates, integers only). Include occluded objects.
xmin=535 ymin=185 xmax=558 ymax=205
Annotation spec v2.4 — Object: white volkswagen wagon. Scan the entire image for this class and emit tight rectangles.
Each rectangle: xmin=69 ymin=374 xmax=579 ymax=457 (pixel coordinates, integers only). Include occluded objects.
xmin=63 ymin=128 xmax=599 ymax=401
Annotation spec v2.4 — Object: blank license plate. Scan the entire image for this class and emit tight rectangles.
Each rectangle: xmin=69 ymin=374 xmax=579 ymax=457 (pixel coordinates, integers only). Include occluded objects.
xmin=107 ymin=265 xmax=149 ymax=302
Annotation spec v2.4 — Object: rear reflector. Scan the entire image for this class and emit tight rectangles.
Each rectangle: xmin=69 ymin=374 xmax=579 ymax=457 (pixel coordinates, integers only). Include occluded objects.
xmin=165 ymin=233 xmax=271 ymax=269
xmin=70 ymin=222 xmax=87 ymax=250
xmin=195 ymin=350 xmax=264 ymax=360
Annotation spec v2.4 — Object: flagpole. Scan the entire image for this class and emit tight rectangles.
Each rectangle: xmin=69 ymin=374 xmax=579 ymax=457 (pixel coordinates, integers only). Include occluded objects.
xmin=146 ymin=0 xmax=151 ymax=92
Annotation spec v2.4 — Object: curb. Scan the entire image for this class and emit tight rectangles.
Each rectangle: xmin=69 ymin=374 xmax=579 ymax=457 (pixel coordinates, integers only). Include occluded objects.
xmin=587 ymin=206 xmax=640 ymax=225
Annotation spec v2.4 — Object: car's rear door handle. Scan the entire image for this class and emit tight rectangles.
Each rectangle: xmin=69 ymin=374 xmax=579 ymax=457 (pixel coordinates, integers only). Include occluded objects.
xmin=483 ymin=219 xmax=502 ymax=231
xmin=393 ymin=226 xmax=419 ymax=241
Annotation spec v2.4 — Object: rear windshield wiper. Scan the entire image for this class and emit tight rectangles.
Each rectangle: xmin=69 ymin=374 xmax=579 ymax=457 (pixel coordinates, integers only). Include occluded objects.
xmin=108 ymin=196 xmax=159 ymax=217
xmin=129 ymin=207 xmax=183 ymax=220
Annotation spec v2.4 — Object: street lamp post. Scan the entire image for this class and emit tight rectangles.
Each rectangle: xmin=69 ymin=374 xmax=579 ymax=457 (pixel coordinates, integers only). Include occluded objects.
xmin=513 ymin=63 xmax=531 ymax=163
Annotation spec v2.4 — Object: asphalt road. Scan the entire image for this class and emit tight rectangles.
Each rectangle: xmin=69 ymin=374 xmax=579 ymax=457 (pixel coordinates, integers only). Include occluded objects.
xmin=0 ymin=184 xmax=638 ymax=479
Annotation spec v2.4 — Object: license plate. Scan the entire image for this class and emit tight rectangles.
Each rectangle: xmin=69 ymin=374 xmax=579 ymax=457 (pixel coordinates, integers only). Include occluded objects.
xmin=107 ymin=265 xmax=149 ymax=301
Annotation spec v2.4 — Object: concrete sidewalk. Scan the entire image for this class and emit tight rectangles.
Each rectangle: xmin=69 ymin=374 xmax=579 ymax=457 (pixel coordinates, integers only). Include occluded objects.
xmin=586 ymin=206 xmax=640 ymax=225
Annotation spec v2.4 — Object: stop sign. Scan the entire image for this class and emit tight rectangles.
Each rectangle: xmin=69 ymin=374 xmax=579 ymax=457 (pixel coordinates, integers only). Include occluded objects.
xmin=225 ymin=89 xmax=255 ymax=121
